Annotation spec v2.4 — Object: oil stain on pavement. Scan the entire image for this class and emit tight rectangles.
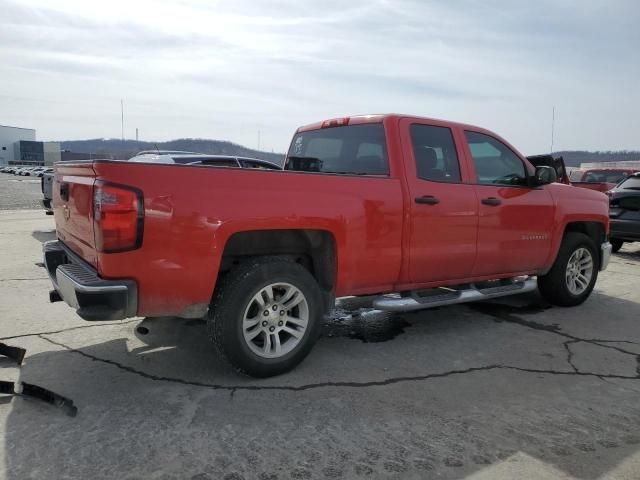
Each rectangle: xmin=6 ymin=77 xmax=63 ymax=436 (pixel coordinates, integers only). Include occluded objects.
xmin=324 ymin=307 xmax=411 ymax=343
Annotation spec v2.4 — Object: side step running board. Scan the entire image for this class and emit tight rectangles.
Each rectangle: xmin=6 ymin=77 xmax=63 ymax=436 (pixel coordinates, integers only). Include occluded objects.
xmin=373 ymin=278 xmax=538 ymax=312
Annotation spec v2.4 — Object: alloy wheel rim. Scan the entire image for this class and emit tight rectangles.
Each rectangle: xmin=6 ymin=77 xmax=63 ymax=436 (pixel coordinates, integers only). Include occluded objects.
xmin=242 ymin=282 xmax=309 ymax=358
xmin=565 ymin=247 xmax=593 ymax=295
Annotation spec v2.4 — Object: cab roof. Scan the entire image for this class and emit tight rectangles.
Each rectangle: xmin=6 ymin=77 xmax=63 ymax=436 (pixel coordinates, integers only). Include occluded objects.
xmin=295 ymin=114 xmax=485 ymax=133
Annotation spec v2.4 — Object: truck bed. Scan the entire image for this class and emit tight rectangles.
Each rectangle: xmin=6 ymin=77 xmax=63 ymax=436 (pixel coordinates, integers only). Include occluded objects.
xmin=53 ymin=160 xmax=404 ymax=317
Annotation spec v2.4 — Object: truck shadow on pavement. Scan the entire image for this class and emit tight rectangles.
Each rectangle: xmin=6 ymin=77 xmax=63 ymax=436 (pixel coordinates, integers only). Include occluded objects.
xmin=4 ymin=288 xmax=640 ymax=479
xmin=30 ymin=229 xmax=56 ymax=244
xmin=616 ymin=249 xmax=640 ymax=262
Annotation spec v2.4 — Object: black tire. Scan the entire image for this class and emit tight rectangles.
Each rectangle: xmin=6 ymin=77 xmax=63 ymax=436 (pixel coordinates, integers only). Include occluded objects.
xmin=538 ymin=232 xmax=599 ymax=307
xmin=611 ymin=239 xmax=623 ymax=253
xmin=207 ymin=256 xmax=323 ymax=378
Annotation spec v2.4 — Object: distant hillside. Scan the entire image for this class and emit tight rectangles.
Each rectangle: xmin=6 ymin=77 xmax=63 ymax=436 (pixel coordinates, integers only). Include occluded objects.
xmin=57 ymin=139 xmax=639 ymax=169
xmin=59 ymin=138 xmax=285 ymax=164
xmin=553 ymin=151 xmax=640 ymax=167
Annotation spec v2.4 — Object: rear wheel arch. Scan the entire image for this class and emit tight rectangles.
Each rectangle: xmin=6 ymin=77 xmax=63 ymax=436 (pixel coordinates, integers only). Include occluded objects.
xmin=216 ymin=229 xmax=337 ymax=311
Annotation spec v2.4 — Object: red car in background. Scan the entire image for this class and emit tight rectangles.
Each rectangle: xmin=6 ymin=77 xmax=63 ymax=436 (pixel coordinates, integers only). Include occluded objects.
xmin=569 ymin=168 xmax=638 ymax=193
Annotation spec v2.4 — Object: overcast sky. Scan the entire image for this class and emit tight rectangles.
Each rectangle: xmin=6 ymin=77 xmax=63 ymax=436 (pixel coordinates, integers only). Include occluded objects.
xmin=1 ymin=0 xmax=638 ymax=154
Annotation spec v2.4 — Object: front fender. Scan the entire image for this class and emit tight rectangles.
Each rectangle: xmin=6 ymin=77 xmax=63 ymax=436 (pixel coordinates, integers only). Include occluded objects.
xmin=542 ymin=184 xmax=609 ymax=272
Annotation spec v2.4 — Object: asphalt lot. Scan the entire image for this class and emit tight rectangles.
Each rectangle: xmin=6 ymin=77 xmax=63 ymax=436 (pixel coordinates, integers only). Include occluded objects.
xmin=1 ymin=173 xmax=640 ymax=479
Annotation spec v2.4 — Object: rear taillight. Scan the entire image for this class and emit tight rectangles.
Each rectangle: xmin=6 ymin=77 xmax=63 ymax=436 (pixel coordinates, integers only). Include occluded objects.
xmin=93 ymin=182 xmax=143 ymax=253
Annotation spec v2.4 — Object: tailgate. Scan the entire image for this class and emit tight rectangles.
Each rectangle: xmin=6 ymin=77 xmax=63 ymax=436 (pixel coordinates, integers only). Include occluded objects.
xmin=53 ymin=162 xmax=99 ymax=268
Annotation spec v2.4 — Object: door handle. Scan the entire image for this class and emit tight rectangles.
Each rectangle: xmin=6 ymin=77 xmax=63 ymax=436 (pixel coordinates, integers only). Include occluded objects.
xmin=415 ymin=196 xmax=440 ymax=205
xmin=481 ymin=197 xmax=501 ymax=206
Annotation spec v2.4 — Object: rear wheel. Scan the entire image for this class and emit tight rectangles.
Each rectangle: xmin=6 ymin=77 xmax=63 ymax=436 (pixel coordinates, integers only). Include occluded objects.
xmin=611 ymin=238 xmax=623 ymax=253
xmin=538 ymin=232 xmax=598 ymax=307
xmin=207 ymin=256 xmax=323 ymax=377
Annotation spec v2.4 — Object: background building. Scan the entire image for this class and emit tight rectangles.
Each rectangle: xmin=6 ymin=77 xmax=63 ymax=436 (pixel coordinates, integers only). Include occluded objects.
xmin=580 ymin=160 xmax=640 ymax=169
xmin=0 ymin=125 xmax=60 ymax=166
xmin=0 ymin=125 xmax=35 ymax=166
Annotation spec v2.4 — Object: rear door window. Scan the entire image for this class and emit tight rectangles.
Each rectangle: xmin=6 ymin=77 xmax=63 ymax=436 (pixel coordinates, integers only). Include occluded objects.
xmin=286 ymin=124 xmax=388 ymax=175
xmin=409 ymin=124 xmax=461 ymax=182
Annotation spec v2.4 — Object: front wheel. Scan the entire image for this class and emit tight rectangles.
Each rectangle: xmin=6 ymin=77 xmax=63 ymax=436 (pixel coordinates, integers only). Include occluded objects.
xmin=538 ymin=232 xmax=599 ymax=307
xmin=207 ymin=256 xmax=323 ymax=377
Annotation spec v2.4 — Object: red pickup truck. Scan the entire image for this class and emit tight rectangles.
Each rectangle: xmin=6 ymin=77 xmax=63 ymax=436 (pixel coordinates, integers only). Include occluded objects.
xmin=569 ymin=168 xmax=638 ymax=193
xmin=45 ymin=114 xmax=612 ymax=377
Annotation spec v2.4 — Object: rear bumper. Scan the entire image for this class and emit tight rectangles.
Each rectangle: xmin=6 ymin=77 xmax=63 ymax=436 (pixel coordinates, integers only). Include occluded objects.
xmin=610 ymin=218 xmax=640 ymax=242
xmin=43 ymin=240 xmax=137 ymax=321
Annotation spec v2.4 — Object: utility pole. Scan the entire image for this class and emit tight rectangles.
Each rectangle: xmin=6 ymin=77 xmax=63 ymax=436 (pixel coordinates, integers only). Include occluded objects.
xmin=257 ymin=129 xmax=261 ymax=151
xmin=550 ymin=106 xmax=555 ymax=153
xmin=136 ymin=128 xmax=139 ymax=142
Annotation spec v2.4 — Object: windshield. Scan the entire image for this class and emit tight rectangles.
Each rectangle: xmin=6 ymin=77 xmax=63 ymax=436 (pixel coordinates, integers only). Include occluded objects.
xmin=286 ymin=124 xmax=388 ymax=175
xmin=618 ymin=176 xmax=640 ymax=190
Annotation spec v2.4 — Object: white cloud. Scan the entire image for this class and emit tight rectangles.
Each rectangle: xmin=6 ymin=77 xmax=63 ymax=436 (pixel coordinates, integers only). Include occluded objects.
xmin=0 ymin=0 xmax=638 ymax=153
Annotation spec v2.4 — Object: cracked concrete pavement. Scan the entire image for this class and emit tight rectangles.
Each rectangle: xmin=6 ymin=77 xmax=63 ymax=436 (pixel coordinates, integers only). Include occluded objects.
xmin=1 ymin=208 xmax=640 ymax=479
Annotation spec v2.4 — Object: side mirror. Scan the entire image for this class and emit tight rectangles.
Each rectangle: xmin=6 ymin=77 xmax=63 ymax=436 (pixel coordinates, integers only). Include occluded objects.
xmin=532 ymin=166 xmax=557 ymax=186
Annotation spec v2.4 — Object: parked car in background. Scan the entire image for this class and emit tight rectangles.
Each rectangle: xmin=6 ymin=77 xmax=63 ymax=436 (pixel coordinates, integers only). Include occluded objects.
xmin=130 ymin=150 xmax=196 ymax=158
xmin=31 ymin=167 xmax=43 ymax=176
xmin=45 ymin=114 xmax=611 ymax=377
xmin=570 ymin=168 xmax=637 ymax=193
xmin=609 ymin=172 xmax=640 ymax=252
xmin=41 ymin=172 xmax=55 ymax=215
xmin=128 ymin=151 xmax=282 ymax=170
